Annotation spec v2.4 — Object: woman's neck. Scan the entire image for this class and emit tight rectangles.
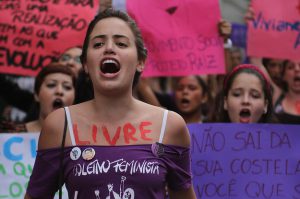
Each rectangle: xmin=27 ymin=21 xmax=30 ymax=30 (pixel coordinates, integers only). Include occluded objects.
xmin=285 ymin=91 xmax=300 ymax=102
xmin=182 ymin=111 xmax=203 ymax=124
xmin=283 ymin=92 xmax=300 ymax=115
xmin=91 ymin=93 xmax=138 ymax=120
xmin=25 ymin=120 xmax=42 ymax=132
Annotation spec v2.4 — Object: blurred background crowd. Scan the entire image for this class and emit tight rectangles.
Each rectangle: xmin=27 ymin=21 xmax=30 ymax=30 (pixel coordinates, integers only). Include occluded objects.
xmin=0 ymin=0 xmax=299 ymax=133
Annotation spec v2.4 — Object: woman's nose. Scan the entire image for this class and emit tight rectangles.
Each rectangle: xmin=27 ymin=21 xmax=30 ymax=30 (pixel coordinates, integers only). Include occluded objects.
xmin=66 ymin=58 xmax=75 ymax=64
xmin=104 ymin=41 xmax=115 ymax=55
xmin=295 ymin=62 xmax=300 ymax=71
xmin=241 ymin=94 xmax=250 ymax=104
xmin=181 ymin=87 xmax=189 ymax=94
xmin=55 ymin=85 xmax=64 ymax=96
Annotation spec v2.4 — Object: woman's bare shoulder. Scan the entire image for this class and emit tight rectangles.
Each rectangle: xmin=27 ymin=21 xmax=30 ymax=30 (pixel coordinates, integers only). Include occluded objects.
xmin=38 ymin=108 xmax=66 ymax=150
xmin=136 ymin=103 xmax=190 ymax=147
xmin=162 ymin=110 xmax=191 ymax=147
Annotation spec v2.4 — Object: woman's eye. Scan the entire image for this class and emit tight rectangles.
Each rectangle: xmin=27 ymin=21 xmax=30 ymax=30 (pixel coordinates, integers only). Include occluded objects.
xmin=251 ymin=92 xmax=262 ymax=99
xmin=63 ymin=85 xmax=73 ymax=91
xmin=93 ymin=42 xmax=104 ymax=48
xmin=288 ymin=66 xmax=294 ymax=70
xmin=231 ymin=91 xmax=241 ymax=97
xmin=116 ymin=42 xmax=127 ymax=48
xmin=175 ymin=85 xmax=184 ymax=91
xmin=46 ymin=83 xmax=56 ymax=88
xmin=60 ymin=54 xmax=71 ymax=62
xmin=188 ymin=85 xmax=198 ymax=91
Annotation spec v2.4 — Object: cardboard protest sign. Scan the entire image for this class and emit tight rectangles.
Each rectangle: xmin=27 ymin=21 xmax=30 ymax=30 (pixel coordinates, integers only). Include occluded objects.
xmin=0 ymin=133 xmax=67 ymax=198
xmin=0 ymin=0 xmax=99 ymax=76
xmin=126 ymin=0 xmax=225 ymax=77
xmin=188 ymin=123 xmax=300 ymax=199
xmin=247 ymin=0 xmax=300 ymax=60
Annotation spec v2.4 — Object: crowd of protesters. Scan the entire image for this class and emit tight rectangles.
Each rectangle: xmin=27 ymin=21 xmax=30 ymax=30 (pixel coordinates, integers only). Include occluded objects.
xmin=0 ymin=4 xmax=299 ymax=133
xmin=0 ymin=2 xmax=298 ymax=199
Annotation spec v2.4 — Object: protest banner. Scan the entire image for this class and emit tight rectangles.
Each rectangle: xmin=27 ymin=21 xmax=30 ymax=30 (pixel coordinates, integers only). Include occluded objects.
xmin=127 ymin=0 xmax=225 ymax=77
xmin=0 ymin=133 xmax=67 ymax=198
xmin=247 ymin=0 xmax=300 ymax=60
xmin=0 ymin=0 xmax=99 ymax=77
xmin=188 ymin=123 xmax=300 ymax=199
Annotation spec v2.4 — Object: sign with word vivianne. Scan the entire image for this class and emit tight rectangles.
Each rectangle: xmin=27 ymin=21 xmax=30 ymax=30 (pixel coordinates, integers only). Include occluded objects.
xmin=188 ymin=123 xmax=300 ymax=199
xmin=247 ymin=0 xmax=300 ymax=60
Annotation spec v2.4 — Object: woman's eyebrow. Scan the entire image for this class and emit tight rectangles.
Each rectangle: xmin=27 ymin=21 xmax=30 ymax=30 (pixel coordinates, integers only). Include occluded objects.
xmin=113 ymin=34 xmax=129 ymax=39
xmin=91 ymin=34 xmax=129 ymax=40
xmin=91 ymin=35 xmax=106 ymax=40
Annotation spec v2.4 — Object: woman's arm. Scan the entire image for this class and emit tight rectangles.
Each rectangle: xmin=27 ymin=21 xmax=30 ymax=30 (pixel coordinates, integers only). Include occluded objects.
xmin=163 ymin=111 xmax=191 ymax=147
xmin=218 ymin=19 xmax=233 ymax=72
xmin=24 ymin=194 xmax=32 ymax=199
xmin=163 ymin=111 xmax=197 ymax=198
xmin=38 ymin=108 xmax=68 ymax=150
xmin=168 ymin=186 xmax=197 ymax=199
xmin=245 ymin=3 xmax=283 ymax=104
xmin=136 ymin=77 xmax=161 ymax=107
xmin=25 ymin=108 xmax=67 ymax=198
xmin=250 ymin=57 xmax=282 ymax=105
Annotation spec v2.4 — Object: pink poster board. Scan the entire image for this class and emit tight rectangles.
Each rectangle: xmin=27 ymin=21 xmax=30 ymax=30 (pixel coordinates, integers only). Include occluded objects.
xmin=127 ymin=0 xmax=225 ymax=77
xmin=247 ymin=0 xmax=300 ymax=60
xmin=0 ymin=1 xmax=99 ymax=76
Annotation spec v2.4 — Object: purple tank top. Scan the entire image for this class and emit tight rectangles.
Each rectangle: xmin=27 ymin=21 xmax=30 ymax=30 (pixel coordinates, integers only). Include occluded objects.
xmin=26 ymin=108 xmax=192 ymax=198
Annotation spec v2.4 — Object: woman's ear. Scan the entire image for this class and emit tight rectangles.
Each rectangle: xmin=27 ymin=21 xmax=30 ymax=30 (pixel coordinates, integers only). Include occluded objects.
xmin=264 ymin=101 xmax=268 ymax=114
xmin=201 ymin=94 xmax=208 ymax=104
xmin=136 ymin=60 xmax=145 ymax=72
xmin=224 ymin=96 xmax=228 ymax=110
xmin=34 ymin=93 xmax=40 ymax=103
xmin=83 ymin=64 xmax=89 ymax=74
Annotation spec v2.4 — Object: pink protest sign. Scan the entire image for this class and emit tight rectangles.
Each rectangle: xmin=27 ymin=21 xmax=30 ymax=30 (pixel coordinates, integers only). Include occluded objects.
xmin=247 ymin=0 xmax=300 ymax=60
xmin=127 ymin=0 xmax=225 ymax=77
xmin=0 ymin=0 xmax=99 ymax=76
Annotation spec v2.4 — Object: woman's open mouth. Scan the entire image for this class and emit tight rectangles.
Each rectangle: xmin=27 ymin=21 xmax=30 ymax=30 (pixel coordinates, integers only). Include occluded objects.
xmin=239 ymin=108 xmax=251 ymax=123
xmin=52 ymin=98 xmax=64 ymax=110
xmin=100 ymin=59 xmax=120 ymax=74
